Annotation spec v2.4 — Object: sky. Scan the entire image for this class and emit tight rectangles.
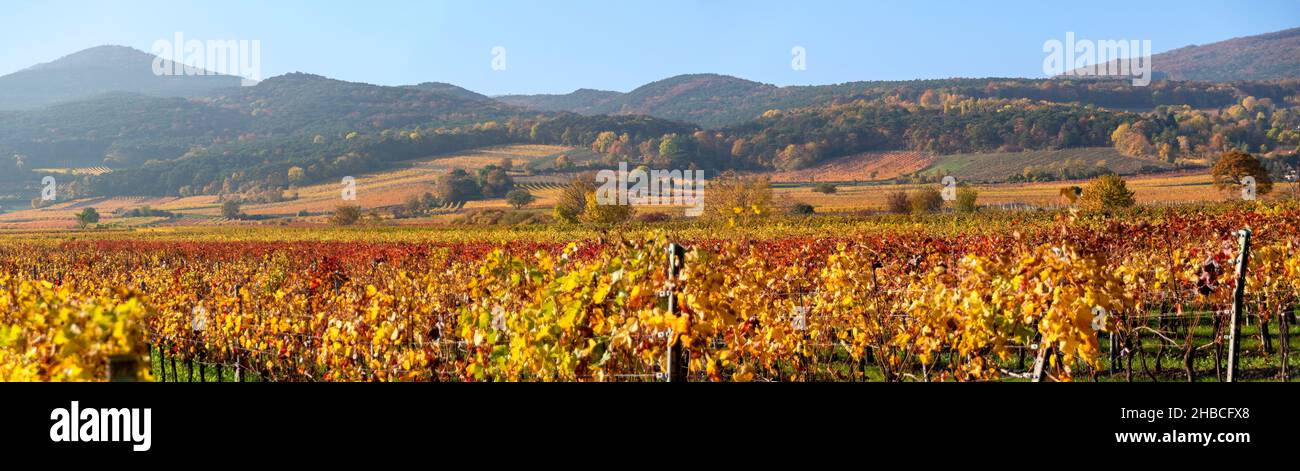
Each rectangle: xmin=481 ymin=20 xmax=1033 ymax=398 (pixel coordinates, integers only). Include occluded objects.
xmin=0 ymin=0 xmax=1297 ymax=95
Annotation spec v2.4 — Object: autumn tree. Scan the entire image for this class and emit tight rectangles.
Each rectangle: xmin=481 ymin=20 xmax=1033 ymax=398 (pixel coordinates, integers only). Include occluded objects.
xmin=287 ymin=167 xmax=306 ymax=185
xmin=579 ymin=192 xmax=633 ymax=225
xmin=1079 ymin=174 xmax=1136 ymax=211
xmin=1211 ymin=150 xmax=1273 ymax=196
xmin=553 ymin=175 xmax=597 ymax=223
xmin=703 ymin=171 xmax=773 ymax=222
xmin=1111 ymin=122 xmax=1152 ymax=157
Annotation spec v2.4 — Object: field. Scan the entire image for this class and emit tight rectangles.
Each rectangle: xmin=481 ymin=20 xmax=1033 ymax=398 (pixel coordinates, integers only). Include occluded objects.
xmin=775 ymin=172 xmax=1296 ymax=213
xmin=770 ymin=151 xmax=935 ymax=183
xmin=2 ymin=201 xmax=1298 ymax=382
xmin=0 ymin=144 xmax=583 ymax=228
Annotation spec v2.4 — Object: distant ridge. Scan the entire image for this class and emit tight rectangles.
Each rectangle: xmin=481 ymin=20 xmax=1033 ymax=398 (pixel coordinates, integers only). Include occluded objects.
xmin=0 ymin=45 xmax=243 ymax=110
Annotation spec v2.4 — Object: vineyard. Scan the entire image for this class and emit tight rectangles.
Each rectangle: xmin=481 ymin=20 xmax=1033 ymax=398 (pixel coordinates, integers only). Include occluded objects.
xmin=1 ymin=202 xmax=1298 ymax=382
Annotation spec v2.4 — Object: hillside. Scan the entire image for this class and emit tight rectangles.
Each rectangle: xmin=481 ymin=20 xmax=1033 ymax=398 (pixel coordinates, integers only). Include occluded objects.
xmin=406 ymin=82 xmax=497 ymax=103
xmin=497 ymin=88 xmax=623 ymax=114
xmin=1152 ymin=27 xmax=1300 ymax=81
xmin=0 ymin=72 xmax=519 ymax=170
xmin=500 ymin=28 xmax=1300 ymax=127
xmin=921 ymin=148 xmax=1174 ymax=183
xmin=203 ymin=73 xmax=517 ymax=134
xmin=0 ymin=45 xmax=243 ymax=110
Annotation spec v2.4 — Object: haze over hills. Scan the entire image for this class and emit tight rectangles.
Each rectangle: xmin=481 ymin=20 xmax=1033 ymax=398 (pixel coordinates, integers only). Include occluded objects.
xmin=1150 ymin=26 xmax=1300 ymax=81
xmin=0 ymin=45 xmax=244 ymax=110
xmin=0 ymin=72 xmax=519 ymax=169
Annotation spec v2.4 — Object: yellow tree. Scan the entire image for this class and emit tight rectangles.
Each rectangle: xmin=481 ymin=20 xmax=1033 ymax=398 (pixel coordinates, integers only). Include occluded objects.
xmin=1079 ymin=174 xmax=1135 ymax=211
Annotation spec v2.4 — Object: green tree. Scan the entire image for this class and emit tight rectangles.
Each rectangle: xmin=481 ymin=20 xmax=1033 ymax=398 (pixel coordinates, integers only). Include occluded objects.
xmin=477 ymin=165 xmax=514 ymax=198
xmin=404 ymin=194 xmax=425 ymax=216
xmin=74 ymin=207 xmax=100 ymax=228
xmin=506 ymin=189 xmax=536 ymax=209
xmin=553 ymin=154 xmax=573 ymax=170
xmin=420 ymin=192 xmax=439 ymax=210
xmin=435 ymin=169 xmax=481 ymax=203
xmin=221 ymin=200 xmax=243 ymax=220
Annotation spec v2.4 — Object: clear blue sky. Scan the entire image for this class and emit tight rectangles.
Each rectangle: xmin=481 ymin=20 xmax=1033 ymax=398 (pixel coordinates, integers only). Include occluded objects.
xmin=1 ymin=0 xmax=1297 ymax=95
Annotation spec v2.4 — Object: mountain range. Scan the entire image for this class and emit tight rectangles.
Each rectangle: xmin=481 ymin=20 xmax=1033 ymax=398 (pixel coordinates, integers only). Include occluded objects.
xmin=0 ymin=26 xmax=1296 ymax=198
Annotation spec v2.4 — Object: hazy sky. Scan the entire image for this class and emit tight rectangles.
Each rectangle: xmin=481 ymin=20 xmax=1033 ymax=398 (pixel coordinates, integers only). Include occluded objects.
xmin=1 ymin=0 xmax=1297 ymax=95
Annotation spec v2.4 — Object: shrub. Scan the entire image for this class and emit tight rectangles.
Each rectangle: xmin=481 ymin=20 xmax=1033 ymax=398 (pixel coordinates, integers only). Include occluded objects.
xmin=634 ymin=212 xmax=672 ymax=223
xmin=790 ymin=202 xmax=816 ymax=215
xmin=955 ymin=186 xmax=979 ymax=213
xmin=331 ymin=205 xmax=363 ymax=226
xmin=909 ymin=187 xmax=944 ymax=214
xmin=885 ymin=191 xmax=910 ymax=214
xmin=812 ymin=183 xmax=838 ymax=194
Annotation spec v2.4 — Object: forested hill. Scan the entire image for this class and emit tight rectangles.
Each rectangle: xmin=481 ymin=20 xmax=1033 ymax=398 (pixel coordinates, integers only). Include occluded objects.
xmin=498 ymin=28 xmax=1300 ymax=128
xmin=1149 ymin=27 xmax=1300 ymax=82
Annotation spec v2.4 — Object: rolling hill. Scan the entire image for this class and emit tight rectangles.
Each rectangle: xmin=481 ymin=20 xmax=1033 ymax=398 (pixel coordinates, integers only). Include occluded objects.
xmin=500 ymin=28 xmax=1300 ymax=127
xmin=0 ymin=72 xmax=520 ymax=170
xmin=1150 ymin=27 xmax=1300 ymax=82
xmin=0 ymin=45 xmax=244 ymax=110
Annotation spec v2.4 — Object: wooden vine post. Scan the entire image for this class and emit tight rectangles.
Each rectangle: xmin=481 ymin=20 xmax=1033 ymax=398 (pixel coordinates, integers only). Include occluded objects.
xmin=107 ymin=355 xmax=139 ymax=382
xmin=1227 ymin=229 xmax=1251 ymax=383
xmin=665 ymin=243 xmax=688 ymax=383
